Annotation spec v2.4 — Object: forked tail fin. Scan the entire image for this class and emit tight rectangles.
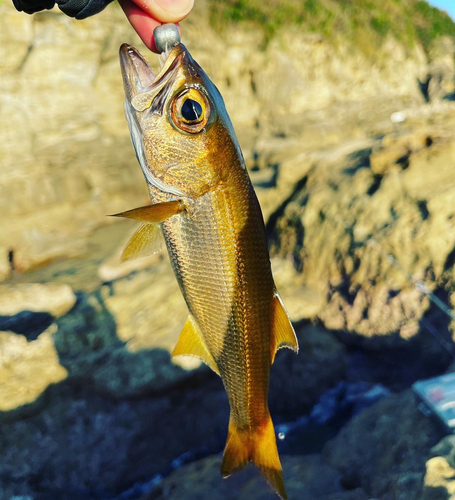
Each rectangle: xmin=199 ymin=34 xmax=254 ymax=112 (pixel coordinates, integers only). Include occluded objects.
xmin=220 ymin=416 xmax=286 ymax=499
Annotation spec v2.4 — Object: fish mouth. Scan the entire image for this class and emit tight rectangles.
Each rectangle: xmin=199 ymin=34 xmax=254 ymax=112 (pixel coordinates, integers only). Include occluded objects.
xmin=119 ymin=43 xmax=187 ymax=198
xmin=119 ymin=43 xmax=185 ymax=105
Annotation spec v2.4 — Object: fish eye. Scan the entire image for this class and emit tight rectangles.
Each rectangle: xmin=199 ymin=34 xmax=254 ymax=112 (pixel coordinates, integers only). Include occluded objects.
xmin=171 ymin=88 xmax=210 ymax=134
xmin=181 ymin=99 xmax=203 ymax=122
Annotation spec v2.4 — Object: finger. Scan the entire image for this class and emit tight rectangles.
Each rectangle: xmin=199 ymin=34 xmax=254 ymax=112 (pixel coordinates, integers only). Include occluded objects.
xmin=119 ymin=0 xmax=181 ymax=53
xmin=131 ymin=0 xmax=193 ymax=23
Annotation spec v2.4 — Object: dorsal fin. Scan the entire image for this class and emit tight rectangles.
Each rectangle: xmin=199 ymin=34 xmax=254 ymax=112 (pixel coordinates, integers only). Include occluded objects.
xmin=172 ymin=315 xmax=220 ymax=375
xmin=271 ymin=293 xmax=298 ymax=363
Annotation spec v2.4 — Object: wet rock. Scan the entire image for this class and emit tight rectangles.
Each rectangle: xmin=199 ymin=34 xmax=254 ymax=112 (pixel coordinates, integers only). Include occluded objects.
xmin=142 ymin=454 xmax=368 ymax=500
xmin=0 ymin=283 xmax=76 ymax=317
xmin=323 ymin=390 xmax=444 ymax=499
xmin=309 ymin=381 xmax=390 ymax=426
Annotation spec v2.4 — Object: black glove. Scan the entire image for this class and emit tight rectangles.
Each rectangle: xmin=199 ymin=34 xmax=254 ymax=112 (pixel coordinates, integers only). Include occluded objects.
xmin=12 ymin=0 xmax=113 ymax=19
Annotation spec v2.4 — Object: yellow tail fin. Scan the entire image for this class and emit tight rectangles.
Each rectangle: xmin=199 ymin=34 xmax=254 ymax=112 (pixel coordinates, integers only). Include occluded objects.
xmin=220 ymin=417 xmax=286 ymax=499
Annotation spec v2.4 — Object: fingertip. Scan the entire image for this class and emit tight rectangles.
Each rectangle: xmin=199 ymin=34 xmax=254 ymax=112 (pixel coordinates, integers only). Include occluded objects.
xmin=119 ymin=0 xmax=183 ymax=53
xmin=132 ymin=0 xmax=193 ymax=23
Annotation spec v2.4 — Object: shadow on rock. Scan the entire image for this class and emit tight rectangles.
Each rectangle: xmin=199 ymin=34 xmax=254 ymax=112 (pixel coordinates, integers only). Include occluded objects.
xmin=53 ymin=291 xmax=211 ymax=398
xmin=141 ymin=454 xmax=368 ymax=500
xmin=322 ymin=391 xmax=446 ymax=500
xmin=0 ymin=375 xmax=229 ymax=498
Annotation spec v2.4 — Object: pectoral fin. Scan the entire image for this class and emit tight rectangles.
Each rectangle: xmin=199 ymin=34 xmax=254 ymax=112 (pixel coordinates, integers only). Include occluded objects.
xmin=271 ymin=294 xmax=298 ymax=363
xmin=172 ymin=315 xmax=220 ymax=375
xmin=111 ymin=200 xmax=185 ymax=223
xmin=121 ymin=223 xmax=164 ymax=262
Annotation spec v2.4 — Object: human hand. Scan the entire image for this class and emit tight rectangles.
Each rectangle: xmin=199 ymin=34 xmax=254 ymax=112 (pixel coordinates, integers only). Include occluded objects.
xmin=118 ymin=0 xmax=193 ymax=53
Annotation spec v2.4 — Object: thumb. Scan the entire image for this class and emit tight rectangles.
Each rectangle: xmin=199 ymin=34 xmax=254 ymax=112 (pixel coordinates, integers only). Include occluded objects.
xmin=131 ymin=0 xmax=194 ymax=23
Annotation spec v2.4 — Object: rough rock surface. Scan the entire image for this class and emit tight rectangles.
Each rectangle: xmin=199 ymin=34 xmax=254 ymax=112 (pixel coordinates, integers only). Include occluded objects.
xmin=269 ymin=124 xmax=455 ymax=349
xmin=323 ymin=390 xmax=444 ymax=499
xmin=142 ymin=455 xmax=368 ymax=500
xmin=270 ymin=324 xmax=347 ymax=419
xmin=53 ymin=284 xmax=203 ymax=398
xmin=0 ymin=379 xmax=228 ymax=498
xmin=0 ymin=322 xmax=346 ymax=498
xmin=0 ymin=326 xmax=67 ymax=413
xmin=0 ymin=283 xmax=76 ymax=317
xmin=0 ymin=272 xmax=347 ymax=498
xmin=1 ymin=0 xmax=454 ymax=274
xmin=2 ymin=1 xmax=455 ymax=498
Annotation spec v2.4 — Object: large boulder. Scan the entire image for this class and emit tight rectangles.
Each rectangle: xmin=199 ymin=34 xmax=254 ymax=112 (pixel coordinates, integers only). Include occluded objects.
xmin=323 ymin=390 xmax=444 ymax=499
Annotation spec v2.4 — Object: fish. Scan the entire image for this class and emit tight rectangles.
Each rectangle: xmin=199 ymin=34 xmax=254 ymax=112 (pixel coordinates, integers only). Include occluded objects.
xmin=117 ymin=41 xmax=298 ymax=499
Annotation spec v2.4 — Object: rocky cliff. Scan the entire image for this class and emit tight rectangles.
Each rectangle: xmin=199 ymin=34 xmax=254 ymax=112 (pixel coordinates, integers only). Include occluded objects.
xmin=1 ymin=0 xmax=455 ymax=275
xmin=2 ymin=0 xmax=455 ymax=499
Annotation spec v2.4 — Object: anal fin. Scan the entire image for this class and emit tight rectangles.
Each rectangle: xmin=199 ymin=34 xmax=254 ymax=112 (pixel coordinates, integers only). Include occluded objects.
xmin=271 ymin=293 xmax=298 ymax=363
xmin=172 ymin=315 xmax=219 ymax=375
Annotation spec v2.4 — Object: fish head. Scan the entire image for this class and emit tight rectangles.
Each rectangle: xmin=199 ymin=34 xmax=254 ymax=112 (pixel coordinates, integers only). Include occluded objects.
xmin=120 ymin=43 xmax=243 ymax=199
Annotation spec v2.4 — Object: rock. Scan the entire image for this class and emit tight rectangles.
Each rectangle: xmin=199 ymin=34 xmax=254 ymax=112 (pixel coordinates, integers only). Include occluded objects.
xmin=0 ymin=283 xmax=76 ymax=317
xmin=309 ymin=381 xmax=390 ymax=426
xmin=431 ymin=435 xmax=455 ymax=469
xmin=97 ymin=237 xmax=162 ymax=283
xmin=0 ymin=378 xmax=228 ymax=498
xmin=0 ymin=326 xmax=67 ymax=413
xmin=370 ymin=131 xmax=435 ymax=175
xmin=270 ymin=324 xmax=347 ymax=419
xmin=269 ymin=127 xmax=455 ymax=351
xmin=0 ymin=283 xmax=348 ymax=497
xmin=102 ymin=257 xmax=188 ymax=357
xmin=142 ymin=454 xmax=368 ymax=500
xmin=424 ymin=457 xmax=455 ymax=498
xmin=0 ymin=0 xmax=453 ymax=274
xmin=54 ymin=285 xmax=202 ymax=399
xmin=421 ymin=436 xmax=455 ymax=499
xmin=272 ymin=257 xmax=326 ymax=321
xmin=323 ymin=390 xmax=444 ymax=499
